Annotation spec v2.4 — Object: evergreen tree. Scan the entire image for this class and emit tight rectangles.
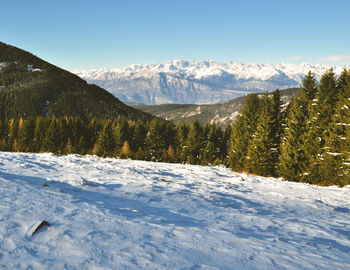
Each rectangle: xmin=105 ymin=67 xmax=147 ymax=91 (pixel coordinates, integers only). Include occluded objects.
xmin=96 ymin=121 xmax=115 ymax=157
xmin=203 ymin=124 xmax=222 ymax=165
xmin=145 ymin=119 xmax=167 ymax=161
xmin=177 ymin=123 xmax=189 ymax=163
xmin=33 ymin=117 xmax=48 ymax=152
xmin=113 ymin=119 xmax=129 ymax=155
xmin=320 ymin=69 xmax=350 ymax=186
xmin=132 ymin=120 xmax=147 ymax=152
xmin=270 ymin=90 xmax=283 ymax=165
xmin=185 ymin=120 xmax=205 ymax=164
xmin=300 ymin=71 xmax=318 ymax=100
xmin=202 ymin=141 xmax=216 ymax=165
xmin=303 ymin=69 xmax=338 ymax=183
xmin=220 ymin=124 xmax=232 ymax=166
xmin=279 ymin=96 xmax=309 ymax=181
xmin=229 ymin=93 xmax=260 ymax=171
xmin=278 ymin=73 xmax=318 ymax=181
xmin=88 ymin=118 xmax=102 ymax=150
xmin=246 ymin=94 xmax=277 ymax=176
xmin=44 ymin=118 xmax=64 ymax=154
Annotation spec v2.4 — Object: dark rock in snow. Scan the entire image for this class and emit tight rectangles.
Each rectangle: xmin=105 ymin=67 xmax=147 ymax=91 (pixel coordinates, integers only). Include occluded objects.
xmin=32 ymin=220 xmax=50 ymax=235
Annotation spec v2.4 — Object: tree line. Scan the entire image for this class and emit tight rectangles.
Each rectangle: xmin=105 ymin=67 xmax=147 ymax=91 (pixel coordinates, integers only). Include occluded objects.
xmin=0 ymin=69 xmax=349 ymax=186
xmin=229 ymin=69 xmax=350 ymax=186
xmin=0 ymin=115 xmax=231 ymax=166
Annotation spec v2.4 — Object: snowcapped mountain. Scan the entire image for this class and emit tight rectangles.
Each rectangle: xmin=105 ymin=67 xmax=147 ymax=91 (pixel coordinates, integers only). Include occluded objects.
xmin=73 ymin=61 xmax=344 ymax=105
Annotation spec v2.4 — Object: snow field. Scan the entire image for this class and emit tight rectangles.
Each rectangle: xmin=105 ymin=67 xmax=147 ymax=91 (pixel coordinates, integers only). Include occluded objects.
xmin=0 ymin=152 xmax=349 ymax=269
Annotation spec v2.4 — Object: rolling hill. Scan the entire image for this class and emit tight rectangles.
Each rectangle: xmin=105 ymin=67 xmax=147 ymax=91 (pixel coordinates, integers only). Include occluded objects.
xmin=133 ymin=88 xmax=300 ymax=126
xmin=0 ymin=42 xmax=154 ymax=122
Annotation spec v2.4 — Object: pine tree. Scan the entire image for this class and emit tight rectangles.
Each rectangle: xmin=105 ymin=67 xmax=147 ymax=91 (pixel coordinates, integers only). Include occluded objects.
xmin=203 ymin=124 xmax=222 ymax=165
xmin=44 ymin=118 xmax=64 ymax=154
xmin=33 ymin=117 xmax=48 ymax=152
xmin=202 ymin=141 xmax=216 ymax=165
xmin=279 ymin=96 xmax=309 ymax=181
xmin=135 ymin=146 xmax=146 ymax=160
xmin=132 ymin=120 xmax=147 ymax=152
xmin=300 ymin=71 xmax=318 ymax=100
xmin=246 ymin=94 xmax=277 ymax=176
xmin=270 ymin=90 xmax=283 ymax=166
xmin=185 ymin=120 xmax=205 ymax=164
xmin=229 ymin=93 xmax=260 ymax=171
xmin=96 ymin=121 xmax=115 ymax=157
xmin=145 ymin=119 xmax=167 ymax=161
xmin=303 ymin=69 xmax=338 ymax=184
xmin=279 ymin=73 xmax=318 ymax=181
xmin=177 ymin=123 xmax=189 ymax=163
xmin=220 ymin=124 xmax=231 ymax=166
xmin=113 ymin=119 xmax=129 ymax=155
xmin=321 ymin=69 xmax=350 ymax=186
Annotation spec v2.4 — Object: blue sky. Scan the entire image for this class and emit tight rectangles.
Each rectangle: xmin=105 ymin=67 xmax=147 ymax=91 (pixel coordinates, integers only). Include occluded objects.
xmin=2 ymin=0 xmax=350 ymax=70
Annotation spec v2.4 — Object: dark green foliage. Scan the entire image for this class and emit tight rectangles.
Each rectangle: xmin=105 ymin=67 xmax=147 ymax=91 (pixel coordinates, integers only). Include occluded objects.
xmin=96 ymin=121 xmax=115 ymax=157
xmin=229 ymin=94 xmax=260 ymax=171
xmin=132 ymin=120 xmax=147 ymax=152
xmin=43 ymin=118 xmax=65 ymax=154
xmin=0 ymin=41 xmax=155 ymax=122
xmin=145 ymin=119 xmax=168 ymax=161
xmin=185 ymin=120 xmax=205 ymax=164
xmin=246 ymin=94 xmax=279 ymax=176
xmin=279 ymin=97 xmax=308 ymax=181
xmin=113 ymin=119 xmax=130 ymax=154
xmin=279 ymin=73 xmax=317 ymax=181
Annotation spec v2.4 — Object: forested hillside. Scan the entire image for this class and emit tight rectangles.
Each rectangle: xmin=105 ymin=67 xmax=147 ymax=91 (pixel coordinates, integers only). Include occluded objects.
xmin=133 ymin=88 xmax=299 ymax=126
xmin=0 ymin=42 xmax=154 ymax=122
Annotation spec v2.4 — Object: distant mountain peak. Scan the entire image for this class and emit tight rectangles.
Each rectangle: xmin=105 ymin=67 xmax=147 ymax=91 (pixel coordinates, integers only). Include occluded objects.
xmin=73 ymin=60 xmax=344 ymax=105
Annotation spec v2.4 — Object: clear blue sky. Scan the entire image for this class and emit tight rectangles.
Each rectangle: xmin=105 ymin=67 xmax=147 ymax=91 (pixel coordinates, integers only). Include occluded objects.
xmin=2 ymin=0 xmax=350 ymax=70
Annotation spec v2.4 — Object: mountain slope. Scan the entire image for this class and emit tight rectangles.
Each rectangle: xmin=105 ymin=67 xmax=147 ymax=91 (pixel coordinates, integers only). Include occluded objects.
xmin=74 ymin=60 xmax=343 ymax=105
xmin=0 ymin=42 xmax=155 ymax=121
xmin=1 ymin=152 xmax=349 ymax=269
xmin=133 ymin=88 xmax=299 ymax=126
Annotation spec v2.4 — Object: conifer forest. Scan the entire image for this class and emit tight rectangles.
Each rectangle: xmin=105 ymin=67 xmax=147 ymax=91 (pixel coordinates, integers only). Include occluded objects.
xmin=1 ymin=69 xmax=349 ymax=187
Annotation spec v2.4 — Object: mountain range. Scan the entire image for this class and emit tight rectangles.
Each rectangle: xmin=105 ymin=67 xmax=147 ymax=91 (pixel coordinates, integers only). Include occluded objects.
xmin=0 ymin=42 xmax=154 ymax=122
xmin=74 ymin=60 xmax=344 ymax=105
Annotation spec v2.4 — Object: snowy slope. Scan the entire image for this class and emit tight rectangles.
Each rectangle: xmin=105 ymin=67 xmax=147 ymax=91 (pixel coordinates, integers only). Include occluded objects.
xmin=73 ymin=61 xmax=344 ymax=105
xmin=0 ymin=152 xmax=349 ymax=269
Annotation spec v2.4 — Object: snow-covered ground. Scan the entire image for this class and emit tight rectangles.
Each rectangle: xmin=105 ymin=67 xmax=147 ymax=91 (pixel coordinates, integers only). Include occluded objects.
xmin=0 ymin=152 xmax=349 ymax=269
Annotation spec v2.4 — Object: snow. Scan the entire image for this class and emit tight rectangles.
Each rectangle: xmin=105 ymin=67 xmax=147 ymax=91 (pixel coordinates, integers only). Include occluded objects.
xmin=72 ymin=61 xmax=346 ymax=105
xmin=27 ymin=65 xmax=42 ymax=72
xmin=0 ymin=152 xmax=349 ymax=269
